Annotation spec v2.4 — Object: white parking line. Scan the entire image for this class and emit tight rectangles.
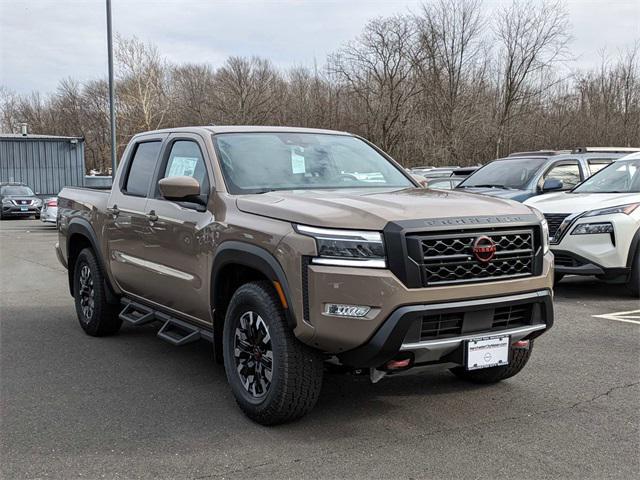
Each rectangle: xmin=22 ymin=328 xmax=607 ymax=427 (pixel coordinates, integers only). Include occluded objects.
xmin=593 ymin=310 xmax=640 ymax=325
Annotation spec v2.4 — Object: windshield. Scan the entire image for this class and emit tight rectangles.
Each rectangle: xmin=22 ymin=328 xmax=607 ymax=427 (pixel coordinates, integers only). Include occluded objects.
xmin=213 ymin=132 xmax=413 ymax=194
xmin=573 ymin=159 xmax=640 ymax=193
xmin=1 ymin=186 xmax=34 ymax=196
xmin=459 ymin=158 xmax=548 ymax=189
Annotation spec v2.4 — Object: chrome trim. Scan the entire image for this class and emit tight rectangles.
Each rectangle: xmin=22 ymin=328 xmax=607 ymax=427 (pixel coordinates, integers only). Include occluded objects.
xmin=114 ymin=251 xmax=195 ymax=281
xmin=296 ymin=224 xmax=382 ymax=242
xmin=400 ymin=324 xmax=546 ymax=350
xmin=311 ymin=257 xmax=387 ymax=268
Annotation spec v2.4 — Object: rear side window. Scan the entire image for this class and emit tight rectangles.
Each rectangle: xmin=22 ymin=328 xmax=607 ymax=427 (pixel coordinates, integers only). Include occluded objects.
xmin=162 ymin=140 xmax=209 ymax=195
xmin=588 ymin=159 xmax=612 ymax=174
xmin=124 ymin=141 xmax=162 ymax=196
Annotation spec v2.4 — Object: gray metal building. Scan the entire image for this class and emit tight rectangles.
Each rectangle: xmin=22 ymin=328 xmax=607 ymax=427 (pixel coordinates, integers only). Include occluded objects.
xmin=0 ymin=133 xmax=85 ymax=195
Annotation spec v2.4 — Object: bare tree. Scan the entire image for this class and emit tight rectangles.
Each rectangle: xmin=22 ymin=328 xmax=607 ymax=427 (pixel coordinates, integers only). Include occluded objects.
xmin=493 ymin=0 xmax=571 ymax=156
xmin=328 ymin=15 xmax=421 ymax=154
xmin=414 ymin=0 xmax=488 ymax=163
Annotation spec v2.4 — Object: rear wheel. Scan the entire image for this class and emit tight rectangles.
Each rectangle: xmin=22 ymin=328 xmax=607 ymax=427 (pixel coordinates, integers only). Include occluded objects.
xmin=223 ymin=281 xmax=323 ymax=425
xmin=73 ymin=248 xmax=122 ymax=336
xmin=450 ymin=340 xmax=534 ymax=384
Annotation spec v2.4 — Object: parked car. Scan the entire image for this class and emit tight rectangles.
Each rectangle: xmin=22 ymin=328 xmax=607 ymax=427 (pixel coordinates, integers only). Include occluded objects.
xmin=40 ymin=197 xmax=58 ymax=224
xmin=0 ymin=182 xmax=42 ymax=219
xmin=456 ymin=148 xmax=639 ymax=202
xmin=526 ymin=152 xmax=640 ymax=296
xmin=57 ymin=126 xmax=554 ymax=425
xmin=451 ymin=166 xmax=480 ymax=179
xmin=424 ymin=177 xmax=463 ymax=190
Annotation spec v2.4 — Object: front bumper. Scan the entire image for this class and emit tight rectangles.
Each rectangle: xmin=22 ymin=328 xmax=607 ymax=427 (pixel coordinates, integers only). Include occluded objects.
xmin=337 ymin=290 xmax=552 ymax=368
xmin=552 ymin=213 xmax=638 ymax=272
xmin=2 ymin=205 xmax=40 ymax=216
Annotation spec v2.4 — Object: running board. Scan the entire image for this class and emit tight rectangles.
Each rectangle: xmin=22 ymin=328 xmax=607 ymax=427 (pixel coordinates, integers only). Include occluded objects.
xmin=119 ymin=301 xmax=155 ymax=326
xmin=156 ymin=317 xmax=201 ymax=346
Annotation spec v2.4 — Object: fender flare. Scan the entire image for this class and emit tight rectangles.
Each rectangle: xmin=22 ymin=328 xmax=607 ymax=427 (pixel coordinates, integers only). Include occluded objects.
xmin=211 ymin=241 xmax=297 ymax=328
xmin=66 ymin=218 xmax=117 ymax=301
xmin=626 ymin=227 xmax=640 ymax=270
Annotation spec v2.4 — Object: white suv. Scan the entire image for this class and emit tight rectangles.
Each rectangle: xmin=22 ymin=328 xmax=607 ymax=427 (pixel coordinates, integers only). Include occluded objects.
xmin=526 ymin=153 xmax=640 ymax=296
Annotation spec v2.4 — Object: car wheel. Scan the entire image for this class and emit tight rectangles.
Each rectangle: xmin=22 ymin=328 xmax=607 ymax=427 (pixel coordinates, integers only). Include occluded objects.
xmin=450 ymin=340 xmax=534 ymax=384
xmin=223 ymin=281 xmax=324 ymax=425
xmin=73 ymin=248 xmax=122 ymax=336
xmin=627 ymin=245 xmax=640 ymax=298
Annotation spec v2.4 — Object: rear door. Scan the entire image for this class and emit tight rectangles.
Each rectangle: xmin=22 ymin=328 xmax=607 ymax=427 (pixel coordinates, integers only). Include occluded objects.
xmin=104 ymin=134 xmax=166 ymax=298
xmin=140 ymin=133 xmax=215 ymax=324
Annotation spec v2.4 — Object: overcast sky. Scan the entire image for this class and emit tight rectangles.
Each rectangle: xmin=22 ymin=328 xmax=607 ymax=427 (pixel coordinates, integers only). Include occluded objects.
xmin=1 ymin=0 xmax=639 ymax=94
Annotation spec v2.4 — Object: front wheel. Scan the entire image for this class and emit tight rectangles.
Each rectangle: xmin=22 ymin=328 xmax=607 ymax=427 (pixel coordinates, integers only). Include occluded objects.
xmin=73 ymin=248 xmax=122 ymax=336
xmin=627 ymin=245 xmax=640 ymax=298
xmin=450 ymin=340 xmax=534 ymax=384
xmin=223 ymin=281 xmax=323 ymax=425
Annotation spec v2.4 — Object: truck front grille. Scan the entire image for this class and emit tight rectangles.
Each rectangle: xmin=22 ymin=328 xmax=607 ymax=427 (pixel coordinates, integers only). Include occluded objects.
xmin=412 ymin=229 xmax=535 ymax=286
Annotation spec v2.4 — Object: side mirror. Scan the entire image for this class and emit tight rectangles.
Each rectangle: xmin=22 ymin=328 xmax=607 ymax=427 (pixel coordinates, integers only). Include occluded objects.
xmin=158 ymin=176 xmax=201 ymax=200
xmin=542 ymin=178 xmax=563 ymax=192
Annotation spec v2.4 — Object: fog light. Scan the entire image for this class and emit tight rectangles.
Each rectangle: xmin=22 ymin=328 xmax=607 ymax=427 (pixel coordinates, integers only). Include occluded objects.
xmin=324 ymin=304 xmax=371 ymax=317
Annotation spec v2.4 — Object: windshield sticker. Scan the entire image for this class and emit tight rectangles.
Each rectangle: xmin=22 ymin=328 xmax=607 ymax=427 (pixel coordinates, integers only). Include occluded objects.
xmin=167 ymin=157 xmax=198 ymax=177
xmin=291 ymin=148 xmax=306 ymax=174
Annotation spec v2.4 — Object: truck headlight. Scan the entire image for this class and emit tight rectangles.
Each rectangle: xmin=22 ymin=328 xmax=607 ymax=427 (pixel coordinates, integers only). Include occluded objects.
xmin=540 ymin=218 xmax=550 ymax=254
xmin=583 ymin=203 xmax=639 ymax=217
xmin=529 ymin=206 xmax=550 ymax=254
xmin=295 ymin=225 xmax=386 ymax=268
xmin=571 ymin=222 xmax=614 ymax=235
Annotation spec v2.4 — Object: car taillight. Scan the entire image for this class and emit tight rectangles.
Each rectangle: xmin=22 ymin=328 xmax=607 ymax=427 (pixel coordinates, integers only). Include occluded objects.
xmin=47 ymin=199 xmax=57 ymax=207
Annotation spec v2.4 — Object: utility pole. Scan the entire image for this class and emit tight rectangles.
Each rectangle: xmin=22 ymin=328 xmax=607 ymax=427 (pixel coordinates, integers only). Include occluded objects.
xmin=106 ymin=0 xmax=116 ymax=176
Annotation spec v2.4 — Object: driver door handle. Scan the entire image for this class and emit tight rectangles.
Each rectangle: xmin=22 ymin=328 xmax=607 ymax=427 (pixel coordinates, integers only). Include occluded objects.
xmin=106 ymin=205 xmax=120 ymax=216
xmin=146 ymin=210 xmax=158 ymax=222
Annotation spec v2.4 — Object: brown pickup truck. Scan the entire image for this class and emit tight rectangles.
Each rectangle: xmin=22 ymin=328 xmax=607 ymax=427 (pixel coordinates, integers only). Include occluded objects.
xmin=56 ymin=126 xmax=554 ymax=425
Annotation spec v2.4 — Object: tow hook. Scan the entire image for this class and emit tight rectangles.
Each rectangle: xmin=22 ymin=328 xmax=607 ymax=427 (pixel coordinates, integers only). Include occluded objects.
xmin=370 ymin=357 xmax=414 ymax=383
xmin=513 ymin=339 xmax=530 ymax=349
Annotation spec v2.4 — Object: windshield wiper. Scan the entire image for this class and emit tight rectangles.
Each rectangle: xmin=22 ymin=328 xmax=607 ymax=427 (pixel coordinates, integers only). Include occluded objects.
xmin=462 ymin=184 xmax=512 ymax=189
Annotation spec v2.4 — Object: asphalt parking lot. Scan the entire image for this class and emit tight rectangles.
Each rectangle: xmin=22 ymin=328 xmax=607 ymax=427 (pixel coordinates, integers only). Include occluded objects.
xmin=1 ymin=219 xmax=638 ymax=479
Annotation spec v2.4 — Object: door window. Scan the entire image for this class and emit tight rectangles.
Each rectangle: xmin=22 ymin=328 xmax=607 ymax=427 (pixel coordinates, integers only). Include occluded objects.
xmin=544 ymin=162 xmax=581 ymax=189
xmin=162 ymin=141 xmax=209 ymax=195
xmin=588 ymin=159 xmax=612 ymax=174
xmin=124 ymin=141 xmax=162 ymax=196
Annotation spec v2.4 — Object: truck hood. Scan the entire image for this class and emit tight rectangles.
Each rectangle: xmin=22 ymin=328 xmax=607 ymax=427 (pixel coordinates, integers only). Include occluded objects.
xmin=236 ymin=187 xmax=535 ymax=230
xmin=456 ymin=187 xmax=532 ymax=202
xmin=525 ymin=192 xmax=640 ymax=214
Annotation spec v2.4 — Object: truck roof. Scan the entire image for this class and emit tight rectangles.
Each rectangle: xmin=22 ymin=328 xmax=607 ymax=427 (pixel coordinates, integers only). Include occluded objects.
xmin=138 ymin=125 xmax=352 ymax=136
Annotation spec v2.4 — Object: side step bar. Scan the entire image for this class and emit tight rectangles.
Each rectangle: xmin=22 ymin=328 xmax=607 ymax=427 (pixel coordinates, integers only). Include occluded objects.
xmin=119 ymin=299 xmax=213 ymax=346
xmin=119 ymin=301 xmax=155 ymax=326
xmin=157 ymin=316 xmax=201 ymax=346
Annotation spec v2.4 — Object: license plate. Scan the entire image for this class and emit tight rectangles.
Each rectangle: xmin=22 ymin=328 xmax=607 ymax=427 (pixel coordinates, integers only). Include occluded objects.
xmin=466 ymin=335 xmax=509 ymax=370
xmin=20 ymin=206 xmax=28 ymax=211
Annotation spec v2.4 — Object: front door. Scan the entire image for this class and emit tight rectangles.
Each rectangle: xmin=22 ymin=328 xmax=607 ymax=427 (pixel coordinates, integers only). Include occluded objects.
xmin=141 ymin=134 xmax=215 ymax=324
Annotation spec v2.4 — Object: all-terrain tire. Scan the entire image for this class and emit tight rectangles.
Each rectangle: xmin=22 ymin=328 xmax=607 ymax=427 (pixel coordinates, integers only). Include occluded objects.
xmin=223 ymin=281 xmax=323 ymax=425
xmin=73 ymin=248 xmax=122 ymax=336
xmin=450 ymin=340 xmax=534 ymax=384
xmin=627 ymin=245 xmax=640 ymax=298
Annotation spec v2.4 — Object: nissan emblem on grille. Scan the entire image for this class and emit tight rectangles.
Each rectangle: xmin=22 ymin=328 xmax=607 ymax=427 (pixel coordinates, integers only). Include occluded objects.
xmin=472 ymin=236 xmax=496 ymax=263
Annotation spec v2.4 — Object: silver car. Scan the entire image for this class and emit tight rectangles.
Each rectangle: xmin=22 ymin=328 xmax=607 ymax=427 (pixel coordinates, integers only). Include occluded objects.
xmin=40 ymin=197 xmax=58 ymax=224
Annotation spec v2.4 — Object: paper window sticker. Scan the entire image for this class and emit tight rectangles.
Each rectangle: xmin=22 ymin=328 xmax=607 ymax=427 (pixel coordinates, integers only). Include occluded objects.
xmin=291 ymin=148 xmax=306 ymax=174
xmin=167 ymin=157 xmax=198 ymax=177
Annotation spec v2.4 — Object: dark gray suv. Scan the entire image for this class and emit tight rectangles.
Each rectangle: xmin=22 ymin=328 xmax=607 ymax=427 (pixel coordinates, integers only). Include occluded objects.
xmin=0 ymin=182 xmax=42 ymax=219
xmin=457 ymin=148 xmax=639 ymax=202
